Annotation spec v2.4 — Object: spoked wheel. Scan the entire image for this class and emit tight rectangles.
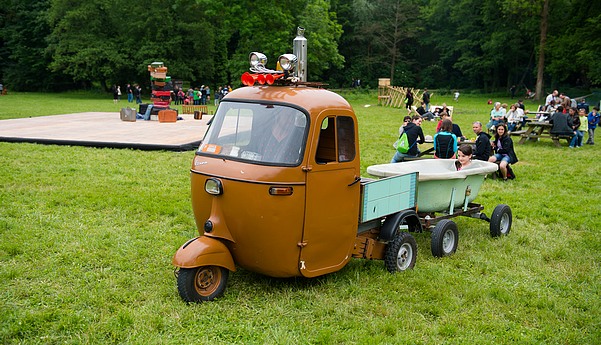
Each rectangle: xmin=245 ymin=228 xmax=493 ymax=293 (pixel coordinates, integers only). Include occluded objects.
xmin=431 ymin=219 xmax=458 ymax=257
xmin=384 ymin=232 xmax=418 ymax=272
xmin=177 ymin=266 xmax=229 ymax=303
xmin=490 ymin=204 xmax=512 ymax=237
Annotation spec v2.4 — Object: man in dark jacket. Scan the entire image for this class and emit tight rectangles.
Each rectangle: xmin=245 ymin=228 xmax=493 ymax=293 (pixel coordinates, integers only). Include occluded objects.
xmin=416 ymin=101 xmax=435 ymax=121
xmin=472 ymin=121 xmax=492 ymax=161
xmin=549 ymin=106 xmax=574 ymax=137
xmin=391 ymin=116 xmax=425 ymax=162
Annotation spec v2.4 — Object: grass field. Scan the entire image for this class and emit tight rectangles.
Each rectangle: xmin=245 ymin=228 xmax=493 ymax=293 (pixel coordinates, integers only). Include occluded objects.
xmin=1 ymin=91 xmax=600 ymax=344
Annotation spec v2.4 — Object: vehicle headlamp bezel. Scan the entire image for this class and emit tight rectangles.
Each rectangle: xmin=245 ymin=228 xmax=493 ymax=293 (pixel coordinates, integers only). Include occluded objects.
xmin=205 ymin=178 xmax=223 ymax=195
xmin=249 ymin=52 xmax=267 ymax=68
xmin=278 ymin=54 xmax=297 ymax=72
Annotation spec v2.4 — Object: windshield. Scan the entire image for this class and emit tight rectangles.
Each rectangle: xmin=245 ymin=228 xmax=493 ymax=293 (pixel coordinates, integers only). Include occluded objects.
xmin=198 ymin=102 xmax=308 ymax=166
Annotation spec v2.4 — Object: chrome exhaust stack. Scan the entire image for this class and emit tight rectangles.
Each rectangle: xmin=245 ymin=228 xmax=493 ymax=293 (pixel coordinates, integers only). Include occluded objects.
xmin=293 ymin=27 xmax=307 ymax=82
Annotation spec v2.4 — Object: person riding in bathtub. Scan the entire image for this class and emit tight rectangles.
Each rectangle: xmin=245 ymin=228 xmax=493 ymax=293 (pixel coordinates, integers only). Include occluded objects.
xmin=455 ymin=144 xmax=473 ymax=171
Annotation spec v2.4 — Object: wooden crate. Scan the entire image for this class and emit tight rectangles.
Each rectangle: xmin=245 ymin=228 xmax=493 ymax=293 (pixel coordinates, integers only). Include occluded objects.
xmin=378 ymin=78 xmax=391 ymax=86
xmin=158 ymin=109 xmax=177 ymax=123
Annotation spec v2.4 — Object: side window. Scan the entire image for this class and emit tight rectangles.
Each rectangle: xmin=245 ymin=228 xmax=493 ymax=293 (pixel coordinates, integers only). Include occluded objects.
xmin=315 ymin=117 xmax=336 ymax=163
xmin=337 ymin=116 xmax=355 ymax=162
xmin=314 ymin=116 xmax=356 ymax=164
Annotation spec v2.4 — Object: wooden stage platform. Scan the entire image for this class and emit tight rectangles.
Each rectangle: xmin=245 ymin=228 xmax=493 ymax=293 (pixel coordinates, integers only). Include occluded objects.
xmin=0 ymin=112 xmax=212 ymax=151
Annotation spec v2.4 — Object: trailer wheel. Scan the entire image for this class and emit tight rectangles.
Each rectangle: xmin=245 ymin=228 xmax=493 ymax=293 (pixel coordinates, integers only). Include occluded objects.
xmin=177 ymin=266 xmax=229 ymax=303
xmin=490 ymin=204 xmax=512 ymax=237
xmin=431 ymin=219 xmax=458 ymax=257
xmin=384 ymin=232 xmax=417 ymax=272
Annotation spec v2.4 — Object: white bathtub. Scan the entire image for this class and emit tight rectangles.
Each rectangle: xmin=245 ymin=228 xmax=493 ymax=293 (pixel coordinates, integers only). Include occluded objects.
xmin=366 ymin=159 xmax=498 ymax=213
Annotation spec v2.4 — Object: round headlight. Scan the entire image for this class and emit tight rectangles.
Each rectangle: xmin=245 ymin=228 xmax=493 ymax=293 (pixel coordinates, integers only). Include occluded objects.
xmin=249 ymin=52 xmax=267 ymax=68
xmin=278 ymin=54 xmax=297 ymax=72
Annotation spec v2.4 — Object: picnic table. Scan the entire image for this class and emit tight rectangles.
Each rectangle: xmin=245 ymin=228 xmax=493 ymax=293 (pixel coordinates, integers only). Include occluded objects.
xmin=518 ymin=119 xmax=570 ymax=147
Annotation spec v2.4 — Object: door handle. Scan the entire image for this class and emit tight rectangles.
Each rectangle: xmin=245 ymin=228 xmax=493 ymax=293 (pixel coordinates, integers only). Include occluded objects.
xmin=348 ymin=176 xmax=361 ymax=186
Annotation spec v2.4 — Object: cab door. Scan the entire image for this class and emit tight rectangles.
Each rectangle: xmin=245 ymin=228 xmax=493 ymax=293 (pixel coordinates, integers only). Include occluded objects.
xmin=300 ymin=113 xmax=361 ymax=277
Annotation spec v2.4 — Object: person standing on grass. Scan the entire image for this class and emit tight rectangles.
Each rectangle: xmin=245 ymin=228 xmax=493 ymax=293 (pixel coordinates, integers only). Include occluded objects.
xmin=126 ymin=84 xmax=133 ymax=103
xmin=200 ymin=85 xmax=207 ymax=105
xmin=472 ymin=121 xmax=492 ymax=161
xmin=587 ymin=106 xmax=600 ymax=145
xmin=422 ymin=88 xmax=431 ymax=112
xmin=577 ymin=98 xmax=589 ymax=114
xmin=134 ymin=84 xmax=142 ymax=104
xmin=489 ymin=123 xmax=518 ymax=181
xmin=112 ymin=85 xmax=119 ymax=104
xmin=215 ymin=86 xmax=222 ymax=106
xmin=405 ymin=89 xmax=414 ymax=113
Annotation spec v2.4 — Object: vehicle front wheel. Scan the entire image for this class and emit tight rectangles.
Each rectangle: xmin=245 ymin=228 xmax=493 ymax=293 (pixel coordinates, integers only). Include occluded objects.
xmin=490 ymin=204 xmax=512 ymax=237
xmin=384 ymin=232 xmax=418 ymax=272
xmin=177 ymin=266 xmax=229 ymax=303
xmin=431 ymin=219 xmax=458 ymax=257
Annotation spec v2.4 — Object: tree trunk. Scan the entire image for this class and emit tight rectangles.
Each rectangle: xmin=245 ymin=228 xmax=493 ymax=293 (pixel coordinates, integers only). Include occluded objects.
xmin=535 ymin=0 xmax=549 ymax=101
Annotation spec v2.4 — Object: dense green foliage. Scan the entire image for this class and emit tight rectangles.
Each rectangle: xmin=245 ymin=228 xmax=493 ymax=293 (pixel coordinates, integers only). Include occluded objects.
xmin=0 ymin=0 xmax=600 ymax=92
xmin=1 ymin=92 xmax=600 ymax=343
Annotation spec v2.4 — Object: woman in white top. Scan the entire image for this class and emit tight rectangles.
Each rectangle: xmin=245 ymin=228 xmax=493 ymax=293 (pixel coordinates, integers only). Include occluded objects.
xmin=506 ymin=103 xmax=525 ymax=132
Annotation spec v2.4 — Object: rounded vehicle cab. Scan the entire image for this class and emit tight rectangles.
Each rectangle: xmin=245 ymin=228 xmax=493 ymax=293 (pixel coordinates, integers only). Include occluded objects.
xmin=191 ymin=84 xmax=361 ymax=278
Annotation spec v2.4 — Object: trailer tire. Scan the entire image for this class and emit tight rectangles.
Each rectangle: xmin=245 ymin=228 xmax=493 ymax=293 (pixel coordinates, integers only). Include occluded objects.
xmin=384 ymin=232 xmax=417 ymax=272
xmin=490 ymin=204 xmax=512 ymax=237
xmin=431 ymin=220 xmax=458 ymax=257
xmin=177 ymin=266 xmax=228 ymax=303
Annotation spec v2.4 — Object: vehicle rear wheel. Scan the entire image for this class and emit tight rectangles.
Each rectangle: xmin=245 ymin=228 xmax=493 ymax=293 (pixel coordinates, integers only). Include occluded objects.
xmin=177 ymin=266 xmax=229 ymax=303
xmin=490 ymin=204 xmax=512 ymax=237
xmin=431 ymin=219 xmax=458 ymax=257
xmin=384 ymin=232 xmax=417 ymax=272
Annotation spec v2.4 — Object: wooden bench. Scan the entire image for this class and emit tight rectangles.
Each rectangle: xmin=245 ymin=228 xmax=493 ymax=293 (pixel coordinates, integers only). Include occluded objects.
xmin=518 ymin=121 xmax=572 ymax=147
xmin=509 ymin=130 xmax=526 ymax=137
xmin=181 ymin=105 xmax=208 ymax=114
xmin=551 ymin=135 xmax=573 ymax=147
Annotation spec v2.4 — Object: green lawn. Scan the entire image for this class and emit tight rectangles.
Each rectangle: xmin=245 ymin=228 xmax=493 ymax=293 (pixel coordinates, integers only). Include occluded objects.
xmin=1 ymin=91 xmax=600 ymax=344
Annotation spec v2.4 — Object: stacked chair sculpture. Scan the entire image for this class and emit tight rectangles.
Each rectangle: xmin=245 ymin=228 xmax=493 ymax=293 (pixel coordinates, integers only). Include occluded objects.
xmin=148 ymin=62 xmax=177 ymax=122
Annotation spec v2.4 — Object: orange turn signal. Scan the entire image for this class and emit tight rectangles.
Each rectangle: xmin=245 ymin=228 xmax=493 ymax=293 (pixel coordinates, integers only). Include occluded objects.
xmin=269 ymin=186 xmax=293 ymax=196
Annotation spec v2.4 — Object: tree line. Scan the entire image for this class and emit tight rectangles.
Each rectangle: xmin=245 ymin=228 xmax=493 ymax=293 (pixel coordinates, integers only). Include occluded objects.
xmin=0 ymin=0 xmax=599 ymax=99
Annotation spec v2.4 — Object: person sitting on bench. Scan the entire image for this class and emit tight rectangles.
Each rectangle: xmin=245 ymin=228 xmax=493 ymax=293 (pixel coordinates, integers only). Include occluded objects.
xmin=434 ymin=119 xmax=457 ymax=159
xmin=549 ymin=105 xmax=574 ymax=141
